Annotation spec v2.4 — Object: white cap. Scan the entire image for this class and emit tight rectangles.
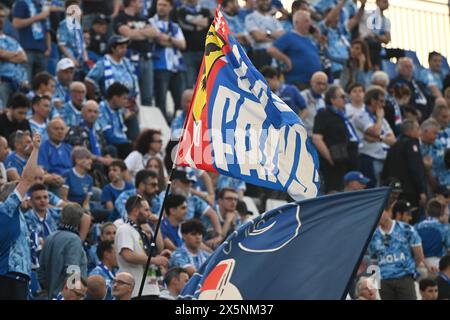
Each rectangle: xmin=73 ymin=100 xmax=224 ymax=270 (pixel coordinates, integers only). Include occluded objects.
xmin=56 ymin=58 xmax=75 ymax=72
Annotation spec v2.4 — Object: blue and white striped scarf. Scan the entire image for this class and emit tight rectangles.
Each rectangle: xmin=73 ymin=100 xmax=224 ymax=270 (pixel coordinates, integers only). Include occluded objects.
xmin=103 ymin=55 xmax=115 ymax=90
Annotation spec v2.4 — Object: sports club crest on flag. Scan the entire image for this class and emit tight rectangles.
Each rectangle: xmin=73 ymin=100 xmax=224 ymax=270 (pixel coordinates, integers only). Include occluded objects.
xmin=176 ymin=7 xmax=320 ymax=200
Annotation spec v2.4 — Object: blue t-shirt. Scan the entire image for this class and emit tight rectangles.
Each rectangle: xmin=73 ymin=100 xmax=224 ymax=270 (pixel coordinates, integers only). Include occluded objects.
xmin=101 ymin=181 xmax=134 ymax=205
xmin=273 ymin=32 xmax=321 ymax=84
xmin=369 ymin=221 xmax=422 ymax=280
xmin=63 ymin=168 xmax=93 ymax=205
xmin=170 ymin=111 xmax=186 ymax=140
xmin=160 ymin=218 xmax=183 ymax=248
xmin=276 ymin=84 xmax=307 ymax=114
xmin=114 ymin=189 xmax=161 ymax=220
xmin=4 ymin=152 xmax=27 ymax=176
xmin=154 ymin=191 xmax=210 ymax=221
xmin=0 ymin=192 xmax=24 ymax=275
xmin=169 ymin=244 xmax=210 ymax=270
xmin=57 ymin=18 xmax=86 ymax=64
xmin=149 ymin=16 xmax=186 ymax=72
xmin=86 ymin=55 xmax=139 ymax=98
xmin=0 ymin=34 xmax=28 ymax=85
xmin=59 ymin=101 xmax=83 ymax=128
xmin=38 ymin=140 xmax=73 ymax=176
xmin=24 ymin=208 xmax=61 ymax=239
xmin=97 ymin=101 xmax=128 ymax=145
xmin=89 ymin=263 xmax=117 ymax=300
xmin=415 ymin=218 xmax=450 ymax=258
xmin=12 ymin=0 xmax=49 ymax=52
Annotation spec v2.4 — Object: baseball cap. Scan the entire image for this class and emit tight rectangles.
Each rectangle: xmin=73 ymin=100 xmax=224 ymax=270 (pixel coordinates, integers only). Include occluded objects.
xmin=92 ymin=14 xmax=109 ymax=25
xmin=107 ymin=35 xmax=129 ymax=50
xmin=392 ymin=200 xmax=414 ymax=214
xmin=384 ymin=177 xmax=403 ymax=193
xmin=56 ymin=58 xmax=75 ymax=72
xmin=172 ymin=169 xmax=197 ymax=183
xmin=344 ymin=171 xmax=370 ymax=185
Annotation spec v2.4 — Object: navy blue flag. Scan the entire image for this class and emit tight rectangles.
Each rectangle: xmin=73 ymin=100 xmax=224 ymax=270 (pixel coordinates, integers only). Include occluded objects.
xmin=180 ymin=188 xmax=390 ymax=300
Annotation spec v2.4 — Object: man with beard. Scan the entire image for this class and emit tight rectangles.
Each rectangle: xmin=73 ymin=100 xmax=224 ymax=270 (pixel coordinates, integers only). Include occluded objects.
xmin=115 ymin=195 xmax=168 ymax=298
xmin=0 ymin=93 xmax=31 ymax=143
xmin=114 ymin=169 xmax=161 ymax=221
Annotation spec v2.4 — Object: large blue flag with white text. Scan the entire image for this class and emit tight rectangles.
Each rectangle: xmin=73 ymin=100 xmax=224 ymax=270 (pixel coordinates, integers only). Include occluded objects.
xmin=180 ymin=188 xmax=390 ymax=300
xmin=176 ymin=7 xmax=320 ymax=201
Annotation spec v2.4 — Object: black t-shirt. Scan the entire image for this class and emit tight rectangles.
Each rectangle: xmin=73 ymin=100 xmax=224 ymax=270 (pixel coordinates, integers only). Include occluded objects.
xmin=313 ymin=108 xmax=358 ymax=164
xmin=176 ymin=5 xmax=212 ymax=52
xmin=82 ymin=0 xmax=114 ymax=15
xmin=113 ymin=11 xmax=153 ymax=54
xmin=0 ymin=113 xmax=31 ymax=146
xmin=89 ymin=31 xmax=108 ymax=56
xmin=313 ymin=108 xmax=349 ymax=148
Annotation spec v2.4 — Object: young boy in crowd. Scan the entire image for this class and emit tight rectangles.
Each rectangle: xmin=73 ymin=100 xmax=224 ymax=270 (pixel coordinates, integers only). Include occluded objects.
xmin=101 ymin=160 xmax=134 ymax=211
xmin=62 ymin=146 xmax=94 ymax=208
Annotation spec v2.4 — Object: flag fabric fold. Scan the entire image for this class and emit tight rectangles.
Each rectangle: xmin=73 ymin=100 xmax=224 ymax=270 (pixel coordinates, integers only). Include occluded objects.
xmin=179 ymin=188 xmax=390 ymax=300
xmin=176 ymin=7 xmax=320 ymax=201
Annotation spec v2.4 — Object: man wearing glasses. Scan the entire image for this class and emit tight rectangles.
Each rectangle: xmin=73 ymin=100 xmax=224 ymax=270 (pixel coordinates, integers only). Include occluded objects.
xmin=312 ymin=85 xmax=359 ymax=193
xmin=114 ymin=169 xmax=160 ymax=221
xmin=213 ymin=188 xmax=240 ymax=239
xmin=368 ymin=196 xmax=435 ymax=300
xmin=112 ymin=272 xmax=135 ymax=300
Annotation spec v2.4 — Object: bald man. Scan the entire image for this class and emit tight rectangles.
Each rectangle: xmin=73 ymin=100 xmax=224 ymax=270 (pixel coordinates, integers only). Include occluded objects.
xmin=389 ymin=57 xmax=430 ymax=117
xmin=267 ymin=10 xmax=321 ymax=89
xmin=59 ymin=82 xmax=87 ymax=127
xmin=86 ymin=275 xmax=107 ymax=300
xmin=38 ymin=119 xmax=73 ymax=182
xmin=112 ymin=272 xmax=135 ymax=301
xmin=300 ymin=71 xmax=329 ymax=136
xmin=65 ymin=99 xmax=113 ymax=167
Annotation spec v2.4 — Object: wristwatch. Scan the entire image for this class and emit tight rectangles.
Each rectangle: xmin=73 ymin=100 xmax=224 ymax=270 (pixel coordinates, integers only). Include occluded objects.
xmin=266 ymin=30 xmax=272 ymax=38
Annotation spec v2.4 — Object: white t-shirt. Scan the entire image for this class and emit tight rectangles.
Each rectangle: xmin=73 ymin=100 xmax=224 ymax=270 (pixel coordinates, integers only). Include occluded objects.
xmin=124 ymin=151 xmax=168 ymax=181
xmin=345 ymin=103 xmax=365 ymax=120
xmin=115 ymin=223 xmax=160 ymax=297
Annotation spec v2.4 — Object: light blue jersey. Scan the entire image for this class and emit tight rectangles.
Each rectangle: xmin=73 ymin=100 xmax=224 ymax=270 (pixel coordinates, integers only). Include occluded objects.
xmin=369 ymin=221 xmax=421 ymax=280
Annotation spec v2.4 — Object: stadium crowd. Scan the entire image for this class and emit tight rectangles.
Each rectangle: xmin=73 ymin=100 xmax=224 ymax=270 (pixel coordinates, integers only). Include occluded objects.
xmin=0 ymin=0 xmax=449 ymax=300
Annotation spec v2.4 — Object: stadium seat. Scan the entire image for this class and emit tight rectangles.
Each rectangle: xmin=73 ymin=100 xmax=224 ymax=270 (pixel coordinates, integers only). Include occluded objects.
xmin=381 ymin=60 xmax=397 ymax=79
xmin=243 ymin=196 xmax=260 ymax=219
xmin=138 ymin=105 xmax=171 ymax=149
xmin=442 ymin=56 xmax=450 ymax=75
xmin=265 ymin=198 xmax=288 ymax=211
xmin=404 ymin=50 xmax=422 ymax=69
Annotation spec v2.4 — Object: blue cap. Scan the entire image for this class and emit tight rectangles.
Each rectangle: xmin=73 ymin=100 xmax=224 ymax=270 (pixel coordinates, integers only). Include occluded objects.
xmin=344 ymin=171 xmax=370 ymax=185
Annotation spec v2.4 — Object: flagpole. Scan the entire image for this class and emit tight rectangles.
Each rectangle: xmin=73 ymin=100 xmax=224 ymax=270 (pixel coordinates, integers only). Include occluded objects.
xmin=137 ymin=134 xmax=187 ymax=297
xmin=137 ymin=168 xmax=174 ymax=298
xmin=138 ymin=4 xmax=220 ymax=298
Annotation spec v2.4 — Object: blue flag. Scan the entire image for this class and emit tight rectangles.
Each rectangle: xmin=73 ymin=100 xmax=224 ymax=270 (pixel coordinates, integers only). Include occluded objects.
xmin=180 ymin=188 xmax=390 ymax=300
xmin=177 ymin=7 xmax=320 ymax=201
